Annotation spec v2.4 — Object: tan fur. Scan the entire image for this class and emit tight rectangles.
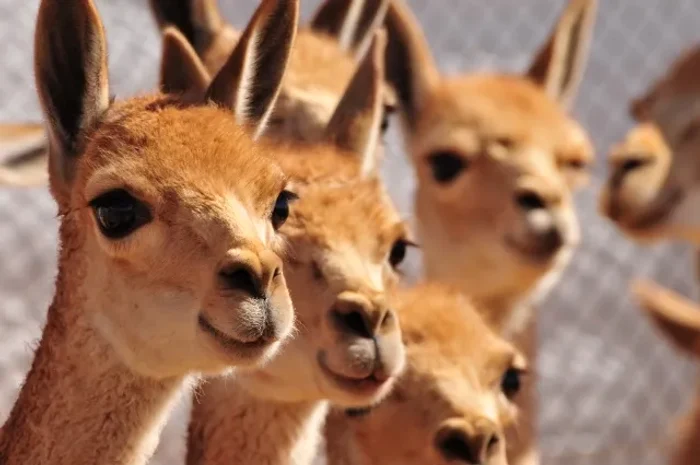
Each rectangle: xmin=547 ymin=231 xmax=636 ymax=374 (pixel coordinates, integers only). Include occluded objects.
xmin=325 ymin=282 xmax=525 ymax=465
xmin=378 ymin=1 xmax=597 ymax=464
xmin=631 ymin=280 xmax=700 ymax=465
xmin=1 ymin=0 xmax=390 ymax=185
xmin=181 ymin=29 xmax=408 ymax=465
xmin=0 ymin=1 xmax=299 ymax=463
xmin=601 ymin=46 xmax=700 ymax=245
xmin=149 ymin=0 xmax=393 ymax=145
xmin=600 ymin=45 xmax=700 ymax=465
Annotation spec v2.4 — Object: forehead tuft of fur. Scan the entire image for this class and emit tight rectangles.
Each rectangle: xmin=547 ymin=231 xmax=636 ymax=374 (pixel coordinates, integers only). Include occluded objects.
xmin=396 ymin=283 xmax=513 ymax=361
xmin=422 ymin=74 xmax=572 ymax=139
xmin=282 ymin=172 xmax=403 ymax=257
xmin=75 ymin=95 xmax=287 ymax=209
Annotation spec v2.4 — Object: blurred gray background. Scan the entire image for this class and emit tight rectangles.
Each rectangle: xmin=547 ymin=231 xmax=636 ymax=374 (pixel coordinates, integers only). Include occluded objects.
xmin=1 ymin=1 xmax=700 ymax=464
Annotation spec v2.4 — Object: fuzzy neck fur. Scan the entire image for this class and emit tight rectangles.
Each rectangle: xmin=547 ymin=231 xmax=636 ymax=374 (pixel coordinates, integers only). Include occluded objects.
xmin=0 ymin=222 xmax=184 ymax=465
xmin=187 ymin=377 xmax=329 ymax=465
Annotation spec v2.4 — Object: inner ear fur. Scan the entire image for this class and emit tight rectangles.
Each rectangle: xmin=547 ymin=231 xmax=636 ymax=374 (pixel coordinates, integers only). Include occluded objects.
xmin=160 ymin=26 xmax=211 ymax=97
xmin=383 ymin=0 xmax=440 ymax=130
xmin=34 ymin=0 xmax=110 ymax=193
xmin=325 ymin=29 xmax=386 ymax=177
xmin=526 ymin=0 xmax=597 ymax=110
xmin=309 ymin=0 xmax=389 ymax=58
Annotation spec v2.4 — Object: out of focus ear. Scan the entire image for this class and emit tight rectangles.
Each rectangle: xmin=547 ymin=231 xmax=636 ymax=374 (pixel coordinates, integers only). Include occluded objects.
xmin=526 ymin=0 xmax=597 ymax=110
xmin=149 ymin=0 xmax=225 ymax=53
xmin=309 ymin=0 xmax=389 ymax=58
xmin=383 ymin=0 xmax=439 ymax=130
xmin=325 ymin=30 xmax=386 ymax=177
xmin=632 ymin=279 xmax=700 ymax=359
xmin=205 ymin=0 xmax=298 ymax=139
xmin=160 ymin=26 xmax=210 ymax=96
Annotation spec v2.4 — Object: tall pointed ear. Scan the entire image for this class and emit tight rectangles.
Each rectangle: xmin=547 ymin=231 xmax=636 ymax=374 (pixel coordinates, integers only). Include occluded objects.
xmin=384 ymin=0 xmax=439 ymax=130
xmin=149 ymin=0 xmax=224 ymax=53
xmin=632 ymin=279 xmax=700 ymax=359
xmin=325 ymin=30 xmax=386 ymax=177
xmin=205 ymin=0 xmax=298 ymax=139
xmin=160 ymin=27 xmax=211 ymax=96
xmin=34 ymin=0 xmax=110 ymax=191
xmin=526 ymin=0 xmax=597 ymax=110
xmin=309 ymin=0 xmax=389 ymax=58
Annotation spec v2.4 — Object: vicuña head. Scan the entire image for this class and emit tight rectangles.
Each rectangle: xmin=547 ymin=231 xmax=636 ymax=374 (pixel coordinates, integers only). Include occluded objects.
xmin=38 ymin=0 xmax=299 ymax=378
xmin=1 ymin=0 xmax=298 ymax=462
xmin=384 ymin=0 xmax=596 ymax=318
xmin=326 ymin=282 xmax=526 ymax=465
xmin=150 ymin=0 xmax=393 ymax=143
xmin=601 ymin=46 xmax=700 ymax=244
xmin=174 ymin=27 xmax=407 ymax=465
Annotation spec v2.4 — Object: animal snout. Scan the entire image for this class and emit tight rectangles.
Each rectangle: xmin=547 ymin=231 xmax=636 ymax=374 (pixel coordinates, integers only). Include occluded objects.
xmin=609 ymin=155 xmax=652 ymax=190
xmin=217 ymin=249 xmax=282 ymax=298
xmin=435 ymin=419 xmax=501 ymax=464
xmin=330 ymin=291 xmax=394 ymax=339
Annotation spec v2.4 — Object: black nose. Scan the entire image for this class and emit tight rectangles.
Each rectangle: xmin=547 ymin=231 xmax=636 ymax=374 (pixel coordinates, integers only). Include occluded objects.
xmin=436 ymin=429 xmax=500 ymax=464
xmin=331 ymin=307 xmax=373 ymax=339
xmin=218 ymin=265 xmax=262 ymax=297
xmin=537 ymin=225 xmax=564 ymax=255
xmin=515 ymin=190 xmax=547 ymax=211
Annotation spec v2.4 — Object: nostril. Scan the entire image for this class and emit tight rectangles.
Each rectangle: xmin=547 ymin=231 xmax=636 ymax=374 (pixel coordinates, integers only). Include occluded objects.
xmin=620 ymin=157 xmax=647 ymax=175
xmin=437 ymin=431 xmax=478 ymax=464
xmin=332 ymin=309 xmax=372 ymax=339
xmin=218 ymin=266 xmax=260 ymax=297
xmin=487 ymin=434 xmax=499 ymax=452
xmin=516 ymin=191 xmax=547 ymax=211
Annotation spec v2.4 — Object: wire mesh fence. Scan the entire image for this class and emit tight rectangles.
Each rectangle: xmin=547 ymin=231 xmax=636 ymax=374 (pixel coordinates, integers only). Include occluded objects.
xmin=1 ymin=1 xmax=699 ymax=464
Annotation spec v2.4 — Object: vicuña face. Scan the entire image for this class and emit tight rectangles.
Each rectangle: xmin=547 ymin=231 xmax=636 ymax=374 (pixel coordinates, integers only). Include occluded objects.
xmin=73 ymin=101 xmax=295 ymax=378
xmin=240 ymin=169 xmax=408 ymax=407
xmin=339 ymin=284 xmax=524 ymax=465
xmin=412 ymin=76 xmax=582 ymax=301
xmin=601 ymin=48 xmax=700 ymax=244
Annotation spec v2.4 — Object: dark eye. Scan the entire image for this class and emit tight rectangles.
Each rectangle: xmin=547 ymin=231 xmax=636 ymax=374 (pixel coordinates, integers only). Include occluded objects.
xmin=389 ymin=239 xmax=410 ymax=268
xmin=271 ymin=190 xmax=298 ymax=230
xmin=89 ymin=189 xmax=151 ymax=240
xmin=381 ymin=104 xmax=396 ymax=133
xmin=501 ymin=368 xmax=522 ymax=399
xmin=427 ymin=151 xmax=467 ymax=184
xmin=345 ymin=406 xmax=373 ymax=418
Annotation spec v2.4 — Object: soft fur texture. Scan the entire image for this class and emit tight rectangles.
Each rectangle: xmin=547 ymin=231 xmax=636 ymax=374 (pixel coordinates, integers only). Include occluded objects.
xmin=171 ymin=12 xmax=408 ymax=465
xmin=0 ymin=0 xmax=299 ymax=463
xmin=149 ymin=0 xmax=393 ymax=145
xmin=325 ymin=282 xmax=525 ymax=465
xmin=377 ymin=1 xmax=597 ymax=464
xmin=599 ymin=44 xmax=700 ymax=465
xmin=601 ymin=45 xmax=700 ymax=244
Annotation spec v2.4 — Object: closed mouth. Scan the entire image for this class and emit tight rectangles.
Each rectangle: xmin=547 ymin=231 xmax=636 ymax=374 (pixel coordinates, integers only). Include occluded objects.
xmin=504 ymin=234 xmax=562 ymax=263
xmin=198 ymin=314 xmax=271 ymax=357
xmin=625 ymin=189 xmax=683 ymax=231
xmin=317 ymin=351 xmax=390 ymax=397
